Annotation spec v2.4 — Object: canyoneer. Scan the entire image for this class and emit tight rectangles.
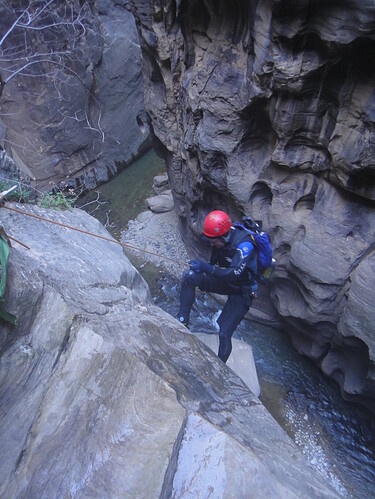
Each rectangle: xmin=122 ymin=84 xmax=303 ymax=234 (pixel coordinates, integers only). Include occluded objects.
xmin=178 ymin=210 xmax=258 ymax=363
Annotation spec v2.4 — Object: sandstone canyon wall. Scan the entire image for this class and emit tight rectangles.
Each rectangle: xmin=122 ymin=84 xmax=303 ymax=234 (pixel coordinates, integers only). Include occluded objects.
xmin=0 ymin=0 xmax=150 ymax=191
xmin=129 ymin=0 xmax=375 ymax=412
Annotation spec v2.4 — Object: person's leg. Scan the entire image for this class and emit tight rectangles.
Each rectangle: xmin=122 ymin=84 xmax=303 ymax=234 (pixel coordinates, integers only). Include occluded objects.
xmin=178 ymin=270 xmax=198 ymax=325
xmin=178 ymin=271 xmax=232 ymax=326
xmin=217 ymin=294 xmax=250 ymax=363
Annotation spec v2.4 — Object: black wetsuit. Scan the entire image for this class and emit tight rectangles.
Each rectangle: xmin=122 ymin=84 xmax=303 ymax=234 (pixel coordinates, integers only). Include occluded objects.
xmin=178 ymin=226 xmax=258 ymax=362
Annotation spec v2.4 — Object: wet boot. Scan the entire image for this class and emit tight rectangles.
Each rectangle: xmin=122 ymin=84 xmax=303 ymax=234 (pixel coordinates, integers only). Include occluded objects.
xmin=177 ymin=314 xmax=189 ymax=327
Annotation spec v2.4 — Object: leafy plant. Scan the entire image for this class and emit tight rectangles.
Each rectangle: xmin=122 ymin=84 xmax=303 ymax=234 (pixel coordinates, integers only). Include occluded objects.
xmin=0 ymin=177 xmax=78 ymax=210
xmin=37 ymin=191 xmax=76 ymax=210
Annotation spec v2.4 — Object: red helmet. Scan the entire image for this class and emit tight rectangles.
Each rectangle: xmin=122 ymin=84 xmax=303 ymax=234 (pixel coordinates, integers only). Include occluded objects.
xmin=203 ymin=210 xmax=232 ymax=237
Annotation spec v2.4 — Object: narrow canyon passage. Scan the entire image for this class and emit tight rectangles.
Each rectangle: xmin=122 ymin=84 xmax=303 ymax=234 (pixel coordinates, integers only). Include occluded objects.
xmin=79 ymin=149 xmax=375 ymax=499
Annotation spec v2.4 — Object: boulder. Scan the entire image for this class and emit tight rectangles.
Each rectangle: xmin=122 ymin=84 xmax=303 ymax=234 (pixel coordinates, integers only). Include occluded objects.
xmin=196 ymin=333 xmax=261 ymax=397
xmin=152 ymin=173 xmax=170 ymax=194
xmin=0 ymin=1 xmax=150 ymax=192
xmin=146 ymin=191 xmax=174 ymax=212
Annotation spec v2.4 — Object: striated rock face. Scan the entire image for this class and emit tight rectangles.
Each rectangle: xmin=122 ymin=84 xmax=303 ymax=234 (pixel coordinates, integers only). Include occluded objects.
xmin=0 ymin=0 xmax=150 ymax=191
xmin=0 ymin=204 xmax=338 ymax=497
xmin=129 ymin=0 xmax=375 ymax=412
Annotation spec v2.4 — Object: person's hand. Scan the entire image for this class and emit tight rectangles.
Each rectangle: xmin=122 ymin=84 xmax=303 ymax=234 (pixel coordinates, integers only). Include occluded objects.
xmin=189 ymin=260 xmax=213 ymax=274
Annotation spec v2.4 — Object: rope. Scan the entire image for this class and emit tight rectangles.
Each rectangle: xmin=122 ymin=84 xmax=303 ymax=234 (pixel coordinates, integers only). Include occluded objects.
xmin=7 ymin=235 xmax=31 ymax=250
xmin=2 ymin=204 xmax=185 ymax=266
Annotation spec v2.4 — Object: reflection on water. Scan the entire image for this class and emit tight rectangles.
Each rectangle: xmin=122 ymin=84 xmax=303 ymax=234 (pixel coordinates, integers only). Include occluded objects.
xmin=77 ymin=149 xmax=165 ymax=238
xmin=237 ymin=311 xmax=375 ymax=499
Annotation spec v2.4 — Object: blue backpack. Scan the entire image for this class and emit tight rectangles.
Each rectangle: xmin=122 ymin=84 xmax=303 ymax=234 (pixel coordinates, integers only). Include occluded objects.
xmin=233 ymin=217 xmax=275 ymax=281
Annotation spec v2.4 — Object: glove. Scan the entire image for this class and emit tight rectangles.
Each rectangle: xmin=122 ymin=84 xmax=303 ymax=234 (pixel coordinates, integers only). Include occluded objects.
xmin=189 ymin=259 xmax=213 ymax=274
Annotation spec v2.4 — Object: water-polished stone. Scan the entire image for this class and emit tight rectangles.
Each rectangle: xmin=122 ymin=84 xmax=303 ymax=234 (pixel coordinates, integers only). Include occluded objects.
xmin=196 ymin=333 xmax=261 ymax=397
xmin=0 ymin=205 xmax=339 ymax=497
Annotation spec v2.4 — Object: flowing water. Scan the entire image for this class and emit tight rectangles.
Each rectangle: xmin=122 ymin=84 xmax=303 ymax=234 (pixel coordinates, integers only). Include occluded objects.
xmin=151 ymin=274 xmax=375 ymax=498
xmin=79 ymin=149 xmax=375 ymax=499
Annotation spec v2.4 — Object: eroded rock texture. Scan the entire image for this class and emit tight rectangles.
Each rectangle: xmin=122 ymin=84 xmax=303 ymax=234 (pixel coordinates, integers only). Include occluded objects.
xmin=129 ymin=0 xmax=375 ymax=411
xmin=0 ymin=204 xmax=337 ymax=497
xmin=0 ymin=0 xmax=150 ymax=191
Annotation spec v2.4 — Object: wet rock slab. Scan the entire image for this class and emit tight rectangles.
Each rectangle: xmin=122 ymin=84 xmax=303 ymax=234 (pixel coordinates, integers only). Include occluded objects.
xmin=0 ymin=204 xmax=338 ymax=497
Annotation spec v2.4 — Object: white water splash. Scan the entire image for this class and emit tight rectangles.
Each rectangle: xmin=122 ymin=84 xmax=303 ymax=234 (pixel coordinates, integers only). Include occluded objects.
xmin=284 ymin=402 xmax=348 ymax=497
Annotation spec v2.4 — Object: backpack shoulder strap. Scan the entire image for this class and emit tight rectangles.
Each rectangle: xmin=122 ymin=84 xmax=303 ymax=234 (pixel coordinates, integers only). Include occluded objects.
xmin=232 ymin=223 xmax=253 ymax=246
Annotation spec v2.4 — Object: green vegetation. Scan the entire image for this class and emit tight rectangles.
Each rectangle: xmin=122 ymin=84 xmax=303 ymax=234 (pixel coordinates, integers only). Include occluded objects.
xmin=0 ymin=179 xmax=77 ymax=210
xmin=38 ymin=191 xmax=76 ymax=210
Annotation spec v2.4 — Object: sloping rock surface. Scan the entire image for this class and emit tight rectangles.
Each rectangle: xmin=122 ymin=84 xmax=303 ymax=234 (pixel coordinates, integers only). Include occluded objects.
xmin=197 ymin=333 xmax=261 ymax=397
xmin=0 ymin=204 xmax=338 ymax=497
xmin=129 ymin=0 xmax=375 ymax=412
xmin=0 ymin=0 xmax=150 ymax=191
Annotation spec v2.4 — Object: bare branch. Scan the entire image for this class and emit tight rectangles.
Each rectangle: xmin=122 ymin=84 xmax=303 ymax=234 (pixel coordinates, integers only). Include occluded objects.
xmin=0 ymin=6 xmax=32 ymax=47
xmin=84 ymin=109 xmax=105 ymax=143
xmin=3 ymin=58 xmax=79 ymax=85
xmin=0 ymin=0 xmax=107 ymax=165
xmin=79 ymin=191 xmax=108 ymax=210
xmin=0 ymin=0 xmax=57 ymax=47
